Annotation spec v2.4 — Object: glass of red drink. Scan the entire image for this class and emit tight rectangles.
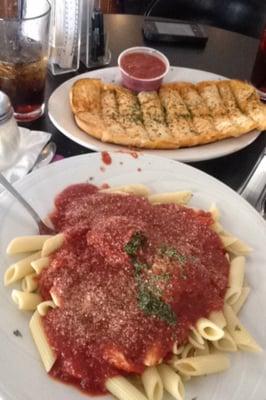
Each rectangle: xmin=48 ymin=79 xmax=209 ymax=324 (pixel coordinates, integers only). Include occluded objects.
xmin=0 ymin=0 xmax=50 ymax=122
xmin=251 ymin=25 xmax=266 ymax=101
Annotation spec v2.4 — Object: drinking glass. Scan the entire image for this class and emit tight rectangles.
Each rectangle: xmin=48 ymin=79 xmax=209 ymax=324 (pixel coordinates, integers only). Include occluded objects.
xmin=0 ymin=0 xmax=51 ymax=122
xmin=251 ymin=25 xmax=266 ymax=101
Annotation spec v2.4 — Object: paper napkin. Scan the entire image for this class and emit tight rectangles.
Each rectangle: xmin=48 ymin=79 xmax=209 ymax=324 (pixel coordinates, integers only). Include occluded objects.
xmin=1 ymin=127 xmax=51 ymax=185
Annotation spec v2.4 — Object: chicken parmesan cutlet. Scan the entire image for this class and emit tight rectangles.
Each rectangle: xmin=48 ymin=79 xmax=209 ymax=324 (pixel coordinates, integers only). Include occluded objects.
xmin=37 ymin=183 xmax=229 ymax=394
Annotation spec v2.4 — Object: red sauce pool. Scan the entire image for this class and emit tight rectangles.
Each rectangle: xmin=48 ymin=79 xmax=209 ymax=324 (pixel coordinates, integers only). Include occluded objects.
xmin=38 ymin=184 xmax=229 ymax=395
xmin=120 ymin=52 xmax=167 ymax=79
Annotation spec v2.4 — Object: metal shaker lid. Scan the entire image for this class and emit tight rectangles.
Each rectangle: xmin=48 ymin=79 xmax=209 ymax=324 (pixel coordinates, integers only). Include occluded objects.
xmin=0 ymin=91 xmax=13 ymax=123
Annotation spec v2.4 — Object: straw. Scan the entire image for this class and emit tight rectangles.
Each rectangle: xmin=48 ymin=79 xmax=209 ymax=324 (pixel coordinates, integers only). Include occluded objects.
xmin=15 ymin=0 xmax=24 ymax=52
xmin=17 ymin=0 xmax=24 ymax=19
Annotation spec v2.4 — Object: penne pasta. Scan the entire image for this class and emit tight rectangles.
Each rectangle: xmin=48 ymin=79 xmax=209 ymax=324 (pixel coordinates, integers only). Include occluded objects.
xmin=172 ymin=343 xmax=184 ymax=355
xmin=50 ymin=291 xmax=61 ymax=307
xmin=209 ymin=310 xmax=227 ymax=329
xmin=196 ymin=318 xmax=224 ymax=341
xmin=29 ymin=310 xmax=57 ymax=372
xmin=194 ymin=340 xmax=210 ymax=356
xmin=41 ymin=233 xmax=64 ymax=257
xmin=31 ymin=257 xmax=50 ymax=274
xmin=212 ymin=329 xmax=237 ymax=352
xmin=157 ymin=364 xmax=185 ymax=400
xmin=225 ymin=287 xmax=242 ymax=306
xmin=21 ymin=273 xmax=38 ymax=293
xmin=168 ymin=359 xmax=191 ymax=381
xmin=4 ymin=251 xmax=41 ymax=286
xmin=168 ymin=355 xmax=178 ymax=366
xmin=106 ymin=376 xmax=148 ymax=400
xmin=141 ymin=367 xmax=163 ymax=400
xmin=209 ymin=345 xmax=222 ymax=355
xmin=224 ymin=304 xmax=262 ymax=352
xmin=11 ymin=290 xmax=42 ymax=311
xmin=220 ymin=234 xmax=252 ymax=256
xmin=227 ymin=239 xmax=252 ymax=256
xmin=37 ymin=300 xmax=56 ymax=316
xmin=220 ymin=234 xmax=238 ymax=248
xmin=228 ymin=257 xmax=246 ymax=287
xmin=181 ymin=343 xmax=195 ymax=359
xmin=178 ymin=373 xmax=191 ymax=382
xmin=148 ymin=191 xmax=192 ymax=205
xmin=225 ymin=256 xmax=245 ymax=305
xmin=188 ymin=326 xmax=205 ymax=349
xmin=100 ymin=184 xmax=150 ymax=197
xmin=209 ymin=203 xmax=220 ymax=221
xmin=231 ymin=286 xmax=250 ymax=314
xmin=211 ymin=221 xmax=223 ymax=233
xmin=6 ymin=235 xmax=51 ymax=255
xmin=174 ymin=354 xmax=230 ymax=376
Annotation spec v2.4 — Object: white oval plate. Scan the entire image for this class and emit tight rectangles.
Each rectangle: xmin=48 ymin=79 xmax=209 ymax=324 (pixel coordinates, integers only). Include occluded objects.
xmin=48 ymin=66 xmax=260 ymax=162
xmin=0 ymin=152 xmax=265 ymax=400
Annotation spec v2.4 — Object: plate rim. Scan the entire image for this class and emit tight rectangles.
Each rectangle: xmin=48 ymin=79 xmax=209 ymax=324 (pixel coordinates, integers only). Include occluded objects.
xmin=47 ymin=66 xmax=260 ymax=163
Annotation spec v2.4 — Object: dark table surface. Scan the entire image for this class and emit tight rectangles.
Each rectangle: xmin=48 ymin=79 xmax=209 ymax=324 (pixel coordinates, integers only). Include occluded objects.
xmin=22 ymin=14 xmax=266 ymax=192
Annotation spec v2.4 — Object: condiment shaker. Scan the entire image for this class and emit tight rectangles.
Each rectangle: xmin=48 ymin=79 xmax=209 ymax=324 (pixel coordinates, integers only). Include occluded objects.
xmin=0 ymin=91 xmax=20 ymax=171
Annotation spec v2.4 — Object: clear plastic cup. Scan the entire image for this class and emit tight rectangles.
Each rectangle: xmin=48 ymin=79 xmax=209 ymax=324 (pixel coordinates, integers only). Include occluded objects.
xmin=118 ymin=46 xmax=169 ymax=92
xmin=0 ymin=0 xmax=51 ymax=121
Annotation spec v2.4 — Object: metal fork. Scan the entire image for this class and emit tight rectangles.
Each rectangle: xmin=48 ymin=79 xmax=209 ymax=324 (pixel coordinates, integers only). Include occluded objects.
xmin=0 ymin=173 xmax=55 ymax=234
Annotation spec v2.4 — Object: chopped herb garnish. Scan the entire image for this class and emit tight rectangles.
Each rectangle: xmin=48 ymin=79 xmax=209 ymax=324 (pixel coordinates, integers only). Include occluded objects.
xmin=133 ymin=260 xmax=150 ymax=274
xmin=138 ymin=286 xmax=176 ymax=325
xmin=124 ymin=232 xmax=146 ymax=256
xmin=149 ymin=273 xmax=171 ymax=282
xmin=148 ymin=285 xmax=162 ymax=297
xmin=159 ymin=245 xmax=187 ymax=265
xmin=13 ymin=329 xmax=22 ymax=337
xmin=124 ymin=233 xmax=177 ymax=326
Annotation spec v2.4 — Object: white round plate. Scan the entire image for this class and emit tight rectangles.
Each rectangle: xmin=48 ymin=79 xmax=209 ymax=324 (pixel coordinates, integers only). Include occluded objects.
xmin=0 ymin=152 xmax=265 ymax=400
xmin=48 ymin=66 xmax=260 ymax=162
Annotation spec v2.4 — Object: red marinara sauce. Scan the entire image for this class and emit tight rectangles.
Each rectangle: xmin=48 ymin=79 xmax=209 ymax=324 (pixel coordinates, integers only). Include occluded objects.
xmin=120 ymin=52 xmax=166 ymax=79
xmin=101 ymin=151 xmax=112 ymax=165
xmin=38 ymin=183 xmax=229 ymax=395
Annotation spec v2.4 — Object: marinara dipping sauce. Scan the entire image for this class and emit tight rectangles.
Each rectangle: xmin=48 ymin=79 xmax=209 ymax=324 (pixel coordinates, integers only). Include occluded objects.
xmin=120 ymin=53 xmax=166 ymax=79
xmin=118 ymin=46 xmax=169 ymax=92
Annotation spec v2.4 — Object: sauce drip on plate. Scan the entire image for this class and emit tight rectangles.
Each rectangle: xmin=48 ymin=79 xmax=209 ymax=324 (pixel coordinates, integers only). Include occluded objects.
xmin=38 ymin=184 xmax=229 ymax=395
xmin=101 ymin=151 xmax=112 ymax=165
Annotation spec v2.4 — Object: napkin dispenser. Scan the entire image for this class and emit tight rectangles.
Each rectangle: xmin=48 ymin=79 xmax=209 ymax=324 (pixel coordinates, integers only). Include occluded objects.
xmin=80 ymin=0 xmax=111 ymax=68
xmin=48 ymin=0 xmax=83 ymax=75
